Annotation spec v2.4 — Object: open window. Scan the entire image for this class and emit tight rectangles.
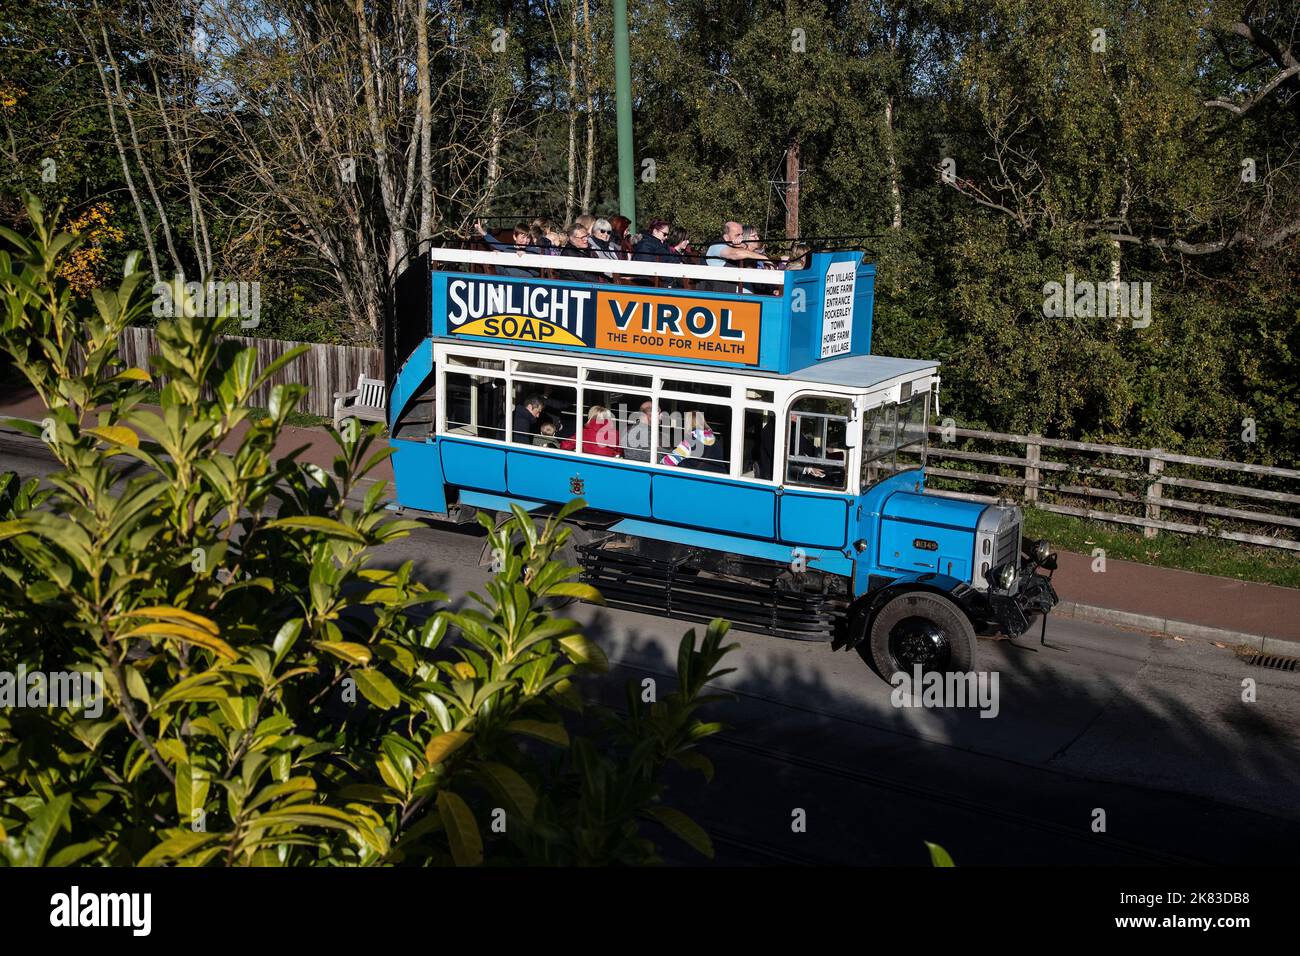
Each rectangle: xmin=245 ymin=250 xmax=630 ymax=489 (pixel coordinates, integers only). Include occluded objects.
xmin=513 ymin=380 xmax=577 ymax=449
xmin=656 ymin=396 xmax=732 ymax=475
xmin=582 ymin=387 xmax=650 ymax=459
xmin=786 ymin=396 xmax=851 ymax=490
xmin=443 ymin=372 xmax=506 ymax=441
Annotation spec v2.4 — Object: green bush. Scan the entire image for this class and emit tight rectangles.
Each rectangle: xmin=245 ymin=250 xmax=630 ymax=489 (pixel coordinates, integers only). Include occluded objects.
xmin=0 ymin=197 xmax=735 ymax=866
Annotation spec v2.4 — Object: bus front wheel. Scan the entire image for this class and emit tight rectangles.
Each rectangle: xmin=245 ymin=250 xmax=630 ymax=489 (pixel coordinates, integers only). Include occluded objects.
xmin=867 ymin=591 xmax=976 ymax=678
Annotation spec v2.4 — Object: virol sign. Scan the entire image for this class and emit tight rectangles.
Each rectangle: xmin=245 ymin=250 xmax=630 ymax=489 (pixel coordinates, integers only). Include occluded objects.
xmin=597 ymin=292 xmax=761 ymax=364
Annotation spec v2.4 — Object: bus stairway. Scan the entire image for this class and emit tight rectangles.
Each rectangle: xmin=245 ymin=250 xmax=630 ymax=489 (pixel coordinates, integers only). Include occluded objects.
xmin=576 ymin=539 xmax=847 ymax=641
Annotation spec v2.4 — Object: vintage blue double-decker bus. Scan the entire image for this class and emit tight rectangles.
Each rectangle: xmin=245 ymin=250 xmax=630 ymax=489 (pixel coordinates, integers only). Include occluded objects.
xmin=383 ymin=243 xmax=1058 ymax=678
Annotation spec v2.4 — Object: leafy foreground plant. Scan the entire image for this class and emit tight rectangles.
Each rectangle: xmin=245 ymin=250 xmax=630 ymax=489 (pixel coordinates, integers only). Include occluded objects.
xmin=0 ymin=198 xmax=736 ymax=866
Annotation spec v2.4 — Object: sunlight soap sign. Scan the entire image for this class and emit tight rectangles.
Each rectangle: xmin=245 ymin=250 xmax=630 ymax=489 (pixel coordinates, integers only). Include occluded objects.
xmin=820 ymin=261 xmax=856 ymax=359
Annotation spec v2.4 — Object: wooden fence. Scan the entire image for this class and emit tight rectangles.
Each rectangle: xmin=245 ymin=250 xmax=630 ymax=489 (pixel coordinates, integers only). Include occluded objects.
xmin=921 ymin=425 xmax=1300 ymax=552
xmin=117 ymin=327 xmax=382 ymax=418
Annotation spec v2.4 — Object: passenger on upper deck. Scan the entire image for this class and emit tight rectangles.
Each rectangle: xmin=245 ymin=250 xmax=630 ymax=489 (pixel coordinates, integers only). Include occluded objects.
xmin=472 ymin=220 xmax=536 ymax=278
xmin=740 ymin=224 xmax=778 ymax=294
xmin=781 ymin=243 xmax=811 ymax=270
xmin=632 ymin=219 xmax=674 ymax=264
xmin=609 ymin=215 xmax=633 ymax=254
xmin=589 ymin=219 xmax=620 ymax=258
xmin=588 ymin=218 xmax=622 ymax=279
xmin=705 ymin=221 xmax=772 ymax=269
xmin=701 ymin=220 xmax=772 ymax=292
xmin=556 ymin=223 xmax=594 ymax=281
xmin=668 ymin=227 xmax=695 ymax=263
xmin=530 ymin=219 xmax=564 ymax=254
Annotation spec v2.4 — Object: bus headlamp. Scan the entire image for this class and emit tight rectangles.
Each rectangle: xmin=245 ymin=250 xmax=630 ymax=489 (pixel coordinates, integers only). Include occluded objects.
xmin=996 ymin=562 xmax=1016 ymax=590
xmin=1031 ymin=539 xmax=1057 ymax=570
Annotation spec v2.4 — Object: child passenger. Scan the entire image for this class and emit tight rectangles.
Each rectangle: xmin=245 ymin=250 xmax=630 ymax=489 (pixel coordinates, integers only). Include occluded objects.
xmin=662 ymin=411 xmax=716 ymax=466
xmin=532 ymin=420 xmax=561 ymax=449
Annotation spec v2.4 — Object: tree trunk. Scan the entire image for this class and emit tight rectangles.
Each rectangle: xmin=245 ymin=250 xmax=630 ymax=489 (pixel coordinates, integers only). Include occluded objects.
xmin=75 ymin=16 xmax=162 ymax=282
xmin=484 ymin=105 xmax=504 ymax=212
xmin=353 ymin=0 xmax=408 ymax=277
xmin=885 ymin=95 xmax=903 ymax=230
xmin=580 ymin=0 xmax=595 ymax=215
xmin=415 ymin=0 xmax=435 ymax=251
xmin=96 ymin=18 xmax=183 ymax=278
xmin=565 ymin=0 xmax=578 ymax=223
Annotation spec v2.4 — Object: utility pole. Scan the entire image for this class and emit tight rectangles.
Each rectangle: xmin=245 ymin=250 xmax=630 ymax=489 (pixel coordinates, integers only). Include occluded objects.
xmin=785 ymin=141 xmax=800 ymax=240
xmin=613 ymin=0 xmax=636 ymax=232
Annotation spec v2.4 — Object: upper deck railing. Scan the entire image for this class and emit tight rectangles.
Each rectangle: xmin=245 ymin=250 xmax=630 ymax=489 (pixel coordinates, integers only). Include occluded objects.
xmin=429 ymin=247 xmax=789 ymax=289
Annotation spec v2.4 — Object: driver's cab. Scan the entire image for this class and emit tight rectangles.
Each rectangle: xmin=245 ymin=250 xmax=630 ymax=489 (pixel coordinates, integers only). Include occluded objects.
xmin=749 ymin=377 xmax=932 ymax=497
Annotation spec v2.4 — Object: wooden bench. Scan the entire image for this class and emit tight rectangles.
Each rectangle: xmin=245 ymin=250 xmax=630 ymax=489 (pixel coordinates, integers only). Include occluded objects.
xmin=333 ymin=374 xmax=387 ymax=430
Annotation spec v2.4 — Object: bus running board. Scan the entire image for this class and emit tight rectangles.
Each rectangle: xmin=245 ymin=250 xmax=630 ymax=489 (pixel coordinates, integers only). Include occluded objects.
xmin=576 ymin=540 xmax=847 ymax=641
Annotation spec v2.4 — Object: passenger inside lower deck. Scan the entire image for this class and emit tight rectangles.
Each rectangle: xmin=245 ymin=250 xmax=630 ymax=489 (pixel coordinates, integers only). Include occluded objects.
xmin=657 ymin=404 xmax=728 ymax=474
xmin=560 ymin=405 xmax=621 ymax=457
xmin=749 ymin=399 xmax=848 ymax=489
xmin=532 ymin=420 xmax=561 ymax=449
xmin=512 ymin=395 xmax=545 ymax=444
xmin=434 ymin=351 xmax=868 ymax=493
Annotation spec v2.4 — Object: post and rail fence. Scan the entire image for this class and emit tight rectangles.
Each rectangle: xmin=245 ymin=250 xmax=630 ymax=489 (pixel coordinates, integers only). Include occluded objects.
xmin=921 ymin=424 xmax=1300 ymax=552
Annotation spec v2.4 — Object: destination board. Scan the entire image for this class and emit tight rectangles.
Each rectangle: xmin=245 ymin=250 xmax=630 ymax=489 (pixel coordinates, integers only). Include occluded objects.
xmin=820 ymin=260 xmax=856 ymax=359
xmin=444 ymin=277 xmax=762 ymax=365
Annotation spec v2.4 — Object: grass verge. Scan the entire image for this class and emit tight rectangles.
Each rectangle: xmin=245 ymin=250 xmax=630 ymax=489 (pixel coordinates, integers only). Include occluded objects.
xmin=1024 ymin=508 xmax=1300 ymax=590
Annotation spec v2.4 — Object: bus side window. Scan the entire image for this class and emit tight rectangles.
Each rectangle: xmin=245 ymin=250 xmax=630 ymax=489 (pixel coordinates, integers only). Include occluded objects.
xmin=657 ymin=398 xmax=732 ymax=474
xmin=444 ymin=372 xmax=506 ymax=441
xmin=786 ymin=396 xmax=850 ymax=490
xmin=513 ymin=381 xmax=577 ymax=449
xmin=743 ymin=408 xmax=774 ymax=480
xmin=584 ymin=388 xmax=651 ymax=459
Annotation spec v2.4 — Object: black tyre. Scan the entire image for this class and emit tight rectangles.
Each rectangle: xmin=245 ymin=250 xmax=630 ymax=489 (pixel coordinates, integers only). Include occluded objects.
xmin=867 ymin=590 xmax=977 ymax=678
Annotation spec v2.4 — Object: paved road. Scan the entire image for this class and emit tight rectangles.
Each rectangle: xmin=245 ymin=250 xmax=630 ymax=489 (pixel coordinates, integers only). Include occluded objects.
xmin=373 ymin=515 xmax=1300 ymax=865
xmin=4 ymin=432 xmax=1298 ymax=864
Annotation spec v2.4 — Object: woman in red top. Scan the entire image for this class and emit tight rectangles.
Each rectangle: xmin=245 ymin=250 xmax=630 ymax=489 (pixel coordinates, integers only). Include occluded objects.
xmin=561 ymin=406 xmax=622 ymax=457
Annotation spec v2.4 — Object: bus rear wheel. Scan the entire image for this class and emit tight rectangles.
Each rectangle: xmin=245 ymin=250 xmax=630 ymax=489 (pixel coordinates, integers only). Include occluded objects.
xmin=867 ymin=591 xmax=976 ymax=678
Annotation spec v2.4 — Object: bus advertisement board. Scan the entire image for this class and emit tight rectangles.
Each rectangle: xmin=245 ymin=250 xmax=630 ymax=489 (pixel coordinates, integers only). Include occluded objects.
xmin=443 ymin=276 xmax=762 ymax=365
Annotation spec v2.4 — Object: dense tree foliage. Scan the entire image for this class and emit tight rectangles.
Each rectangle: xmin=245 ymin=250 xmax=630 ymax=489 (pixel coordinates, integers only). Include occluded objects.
xmin=1 ymin=0 xmax=1296 ymax=465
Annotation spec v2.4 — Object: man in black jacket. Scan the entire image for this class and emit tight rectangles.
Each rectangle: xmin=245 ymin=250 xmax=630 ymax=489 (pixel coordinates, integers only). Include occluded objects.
xmin=513 ymin=396 xmax=544 ymax=443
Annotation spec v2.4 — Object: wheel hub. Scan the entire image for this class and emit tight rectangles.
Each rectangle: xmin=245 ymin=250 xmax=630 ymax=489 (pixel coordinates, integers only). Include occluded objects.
xmin=888 ymin=615 xmax=952 ymax=672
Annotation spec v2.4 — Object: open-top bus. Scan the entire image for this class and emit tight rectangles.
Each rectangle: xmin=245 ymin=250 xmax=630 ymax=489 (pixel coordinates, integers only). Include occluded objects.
xmin=382 ymin=243 xmax=1058 ymax=678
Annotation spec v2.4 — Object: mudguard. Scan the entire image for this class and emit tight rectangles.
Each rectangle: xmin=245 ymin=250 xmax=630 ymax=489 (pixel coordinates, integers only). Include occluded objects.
xmin=838 ymin=570 xmax=984 ymax=651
